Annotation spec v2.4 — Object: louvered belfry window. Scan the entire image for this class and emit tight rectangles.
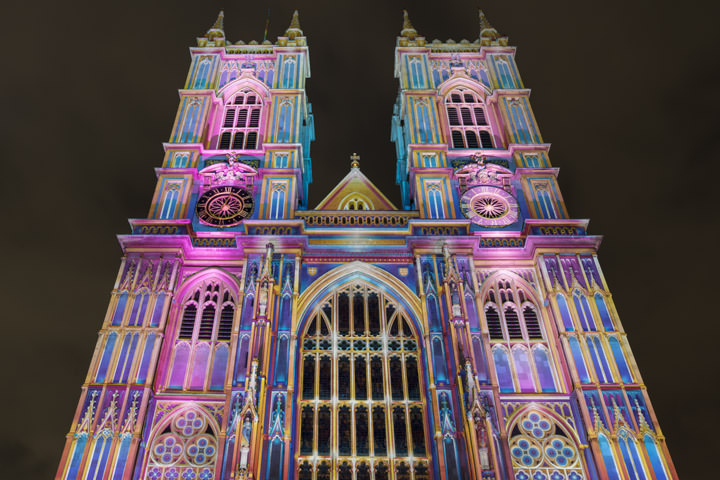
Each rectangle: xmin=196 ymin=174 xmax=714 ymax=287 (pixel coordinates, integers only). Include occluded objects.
xmin=168 ymin=280 xmax=235 ymax=391
xmin=217 ymin=90 xmax=263 ymax=150
xmin=445 ymin=88 xmax=494 ymax=149
xmin=297 ymin=282 xmax=429 ymax=480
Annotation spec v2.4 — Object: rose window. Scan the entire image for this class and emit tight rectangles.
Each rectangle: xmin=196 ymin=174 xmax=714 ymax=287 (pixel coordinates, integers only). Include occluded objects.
xmin=145 ymin=409 xmax=218 ymax=480
xmin=509 ymin=410 xmax=585 ymax=480
xmin=460 ymin=185 xmax=519 ymax=227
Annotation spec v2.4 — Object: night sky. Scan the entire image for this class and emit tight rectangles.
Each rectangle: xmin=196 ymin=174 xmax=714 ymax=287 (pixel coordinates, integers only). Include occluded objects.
xmin=2 ymin=1 xmax=717 ymax=478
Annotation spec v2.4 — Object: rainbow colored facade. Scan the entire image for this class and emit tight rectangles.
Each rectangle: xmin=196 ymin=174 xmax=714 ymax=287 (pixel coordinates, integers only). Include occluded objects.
xmin=55 ymin=10 xmax=677 ymax=480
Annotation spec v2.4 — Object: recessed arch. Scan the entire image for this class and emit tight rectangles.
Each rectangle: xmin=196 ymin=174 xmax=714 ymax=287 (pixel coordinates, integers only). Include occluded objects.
xmin=174 ymin=268 xmax=241 ymax=305
xmin=295 ymin=261 xmax=423 ymax=337
xmin=294 ymin=265 xmax=430 ymax=479
xmin=217 ymin=76 xmax=271 ymax=104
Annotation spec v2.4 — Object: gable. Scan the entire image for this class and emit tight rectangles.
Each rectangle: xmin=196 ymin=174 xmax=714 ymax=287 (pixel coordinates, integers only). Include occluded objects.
xmin=315 ymin=167 xmax=397 ymax=211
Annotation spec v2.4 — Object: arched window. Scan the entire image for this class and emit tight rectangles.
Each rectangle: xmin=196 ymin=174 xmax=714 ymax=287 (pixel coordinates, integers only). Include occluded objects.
xmin=568 ymin=336 xmax=590 ymax=383
xmin=193 ymin=58 xmax=211 ymax=89
xmin=609 ymin=336 xmax=633 ymax=383
xmin=555 ymin=293 xmax=574 ymax=331
xmin=598 ymin=434 xmax=622 ymax=480
xmin=594 ymin=293 xmax=615 ymax=331
xmin=160 ymin=186 xmax=179 ymax=219
xmin=297 ymin=282 xmax=429 ymax=479
xmin=618 ymin=430 xmax=648 ymax=480
xmin=269 ymin=184 xmax=287 ymax=219
xmin=217 ymin=89 xmax=263 ymax=150
xmin=643 ymin=435 xmax=670 ymax=480
xmin=340 ymin=194 xmax=374 ymax=211
xmin=427 ymin=184 xmax=444 ymax=219
xmin=573 ymin=292 xmax=597 ymax=331
xmin=483 ymin=276 xmax=556 ymax=392
xmin=145 ymin=407 xmax=219 ymax=480
xmin=168 ymin=279 xmax=236 ymax=391
xmin=445 ymin=88 xmax=494 ymax=149
xmin=496 ymin=60 xmax=516 ymax=89
xmin=508 ymin=410 xmax=585 ymax=479
xmin=586 ymin=336 xmax=614 ymax=383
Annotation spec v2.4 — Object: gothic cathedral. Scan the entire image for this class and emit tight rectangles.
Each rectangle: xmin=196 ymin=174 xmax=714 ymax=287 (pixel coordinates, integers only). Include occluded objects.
xmin=55 ymin=11 xmax=677 ymax=480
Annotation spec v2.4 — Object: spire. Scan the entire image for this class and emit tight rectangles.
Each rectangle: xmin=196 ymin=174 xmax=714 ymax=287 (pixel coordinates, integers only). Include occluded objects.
xmin=478 ymin=10 xmax=499 ymax=40
xmin=285 ymin=10 xmax=303 ymax=39
xmin=206 ymin=10 xmax=225 ymax=40
xmin=400 ymin=10 xmax=418 ymax=39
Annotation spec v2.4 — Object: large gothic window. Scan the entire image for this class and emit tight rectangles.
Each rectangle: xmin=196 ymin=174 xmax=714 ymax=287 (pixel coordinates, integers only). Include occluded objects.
xmin=217 ymin=89 xmax=263 ymax=150
xmin=168 ymin=279 xmax=235 ymax=391
xmin=297 ymin=282 xmax=429 ymax=480
xmin=445 ymin=88 xmax=494 ymax=149
xmin=483 ymin=276 xmax=557 ymax=393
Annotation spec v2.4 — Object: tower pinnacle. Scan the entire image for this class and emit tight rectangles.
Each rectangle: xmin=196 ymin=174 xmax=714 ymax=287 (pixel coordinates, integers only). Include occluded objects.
xmin=477 ymin=10 xmax=508 ymax=46
xmin=285 ymin=10 xmax=303 ymax=39
xmin=400 ymin=10 xmax=418 ymax=39
xmin=207 ymin=10 xmax=225 ymax=40
xmin=478 ymin=10 xmax=498 ymax=39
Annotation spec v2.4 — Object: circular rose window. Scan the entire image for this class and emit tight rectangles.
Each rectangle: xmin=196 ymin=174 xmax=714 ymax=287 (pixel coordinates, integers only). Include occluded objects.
xmin=460 ymin=186 xmax=519 ymax=227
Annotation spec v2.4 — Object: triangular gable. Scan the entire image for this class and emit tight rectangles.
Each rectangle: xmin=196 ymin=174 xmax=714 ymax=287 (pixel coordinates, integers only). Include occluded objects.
xmin=315 ymin=166 xmax=397 ymax=210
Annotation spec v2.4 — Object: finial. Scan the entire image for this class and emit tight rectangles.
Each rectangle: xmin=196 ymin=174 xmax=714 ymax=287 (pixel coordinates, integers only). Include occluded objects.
xmin=350 ymin=152 xmax=360 ymax=169
xmin=206 ymin=10 xmax=225 ymax=40
xmin=478 ymin=10 xmax=499 ymax=40
xmin=400 ymin=10 xmax=418 ymax=39
xmin=285 ymin=10 xmax=303 ymax=39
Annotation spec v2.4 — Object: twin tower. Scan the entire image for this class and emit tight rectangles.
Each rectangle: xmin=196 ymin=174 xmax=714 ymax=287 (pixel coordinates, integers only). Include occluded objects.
xmin=56 ymin=10 xmax=676 ymax=480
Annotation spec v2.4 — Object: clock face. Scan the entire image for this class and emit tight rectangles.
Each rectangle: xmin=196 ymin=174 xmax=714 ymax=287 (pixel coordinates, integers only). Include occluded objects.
xmin=460 ymin=185 xmax=518 ymax=227
xmin=196 ymin=185 xmax=254 ymax=227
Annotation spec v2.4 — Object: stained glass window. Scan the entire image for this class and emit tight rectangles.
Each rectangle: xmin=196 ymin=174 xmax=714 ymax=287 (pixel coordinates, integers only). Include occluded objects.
xmin=297 ymin=282 xmax=429 ymax=479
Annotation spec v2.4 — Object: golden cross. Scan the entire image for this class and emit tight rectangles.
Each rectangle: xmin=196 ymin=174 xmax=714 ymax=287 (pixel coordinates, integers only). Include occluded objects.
xmin=350 ymin=152 xmax=360 ymax=168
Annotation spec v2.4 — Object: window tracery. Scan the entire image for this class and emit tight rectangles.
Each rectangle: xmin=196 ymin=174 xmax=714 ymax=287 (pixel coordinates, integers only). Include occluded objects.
xmin=145 ymin=408 xmax=218 ymax=480
xmin=509 ymin=410 xmax=585 ymax=480
xmin=483 ymin=276 xmax=557 ymax=392
xmin=218 ymin=90 xmax=263 ymax=150
xmin=445 ymin=88 xmax=494 ymax=149
xmin=168 ymin=279 xmax=236 ymax=391
xmin=297 ymin=282 xmax=428 ymax=480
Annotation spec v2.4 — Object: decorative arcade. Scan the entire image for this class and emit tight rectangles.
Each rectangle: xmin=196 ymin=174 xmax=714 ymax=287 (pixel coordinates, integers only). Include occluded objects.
xmin=55 ymin=10 xmax=677 ymax=480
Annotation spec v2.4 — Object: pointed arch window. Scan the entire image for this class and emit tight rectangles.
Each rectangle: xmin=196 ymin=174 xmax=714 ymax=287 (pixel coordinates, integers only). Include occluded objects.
xmin=617 ymin=429 xmax=649 ymax=480
xmin=168 ymin=280 xmax=236 ymax=391
xmin=508 ymin=410 xmax=585 ymax=479
xmin=144 ymin=408 xmax=219 ymax=480
xmin=643 ymin=435 xmax=670 ymax=480
xmin=598 ymin=434 xmax=623 ymax=480
xmin=297 ymin=282 xmax=429 ymax=479
xmin=217 ymin=90 xmax=263 ymax=151
xmin=483 ymin=276 xmax=557 ymax=393
xmin=445 ymin=88 xmax=495 ymax=149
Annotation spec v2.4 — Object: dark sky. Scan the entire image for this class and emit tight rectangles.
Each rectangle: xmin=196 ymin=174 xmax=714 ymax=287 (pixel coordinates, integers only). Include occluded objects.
xmin=2 ymin=1 xmax=717 ymax=478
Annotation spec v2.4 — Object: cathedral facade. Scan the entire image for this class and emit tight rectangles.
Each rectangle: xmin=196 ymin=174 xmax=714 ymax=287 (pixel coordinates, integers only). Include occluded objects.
xmin=55 ymin=11 xmax=677 ymax=480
